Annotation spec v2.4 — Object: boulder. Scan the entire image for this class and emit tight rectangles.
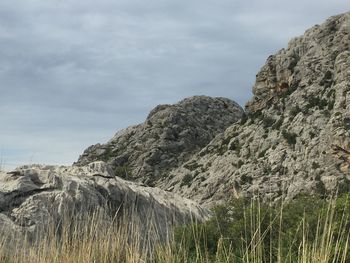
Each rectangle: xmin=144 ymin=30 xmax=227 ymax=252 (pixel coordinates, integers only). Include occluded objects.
xmin=0 ymin=162 xmax=210 ymax=243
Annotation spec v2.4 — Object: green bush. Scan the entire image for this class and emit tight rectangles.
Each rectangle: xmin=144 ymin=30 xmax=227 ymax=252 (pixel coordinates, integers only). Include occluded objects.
xmin=240 ymin=174 xmax=253 ymax=184
xmin=343 ymin=117 xmax=350 ymax=130
xmin=262 ymin=116 xmax=275 ymax=128
xmin=229 ymin=140 xmax=241 ymax=153
xmin=237 ymin=159 xmax=244 ymax=168
xmin=272 ymin=117 xmax=283 ymax=130
xmin=328 ymin=99 xmax=335 ymax=110
xmin=100 ymin=147 xmax=115 ymax=162
xmin=114 ymin=165 xmax=133 ymax=179
xmin=306 ymin=96 xmax=328 ymax=110
xmin=216 ymin=144 xmax=228 ymax=156
xmin=248 ymin=110 xmax=263 ymax=122
xmin=309 ymin=131 xmax=316 ymax=138
xmin=289 ymin=105 xmax=301 ymax=117
xmin=282 ymin=130 xmax=297 ymax=145
xmin=174 ymin=195 xmax=350 ymax=262
xmin=180 ymin=174 xmax=193 ymax=187
xmin=258 ymin=148 xmax=268 ymax=158
xmin=311 ymin=161 xmax=320 ymax=169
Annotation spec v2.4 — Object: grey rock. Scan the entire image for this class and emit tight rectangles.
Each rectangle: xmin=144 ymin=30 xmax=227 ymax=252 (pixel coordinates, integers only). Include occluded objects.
xmin=75 ymin=96 xmax=244 ymax=186
xmin=160 ymin=12 xmax=350 ymax=208
xmin=0 ymin=162 xmax=210 ymax=242
xmin=2 ymin=13 xmax=349 ymax=249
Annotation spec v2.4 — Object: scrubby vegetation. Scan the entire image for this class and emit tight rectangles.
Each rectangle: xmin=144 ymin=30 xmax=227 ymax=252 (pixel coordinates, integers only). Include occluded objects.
xmin=282 ymin=130 xmax=298 ymax=145
xmin=0 ymin=196 xmax=349 ymax=262
xmin=181 ymin=173 xmax=194 ymax=187
xmin=114 ymin=164 xmax=133 ymax=179
xmin=174 ymin=195 xmax=350 ymax=263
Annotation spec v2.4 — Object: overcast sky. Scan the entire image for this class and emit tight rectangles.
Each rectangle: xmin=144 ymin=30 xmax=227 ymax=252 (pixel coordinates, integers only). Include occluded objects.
xmin=0 ymin=0 xmax=349 ymax=170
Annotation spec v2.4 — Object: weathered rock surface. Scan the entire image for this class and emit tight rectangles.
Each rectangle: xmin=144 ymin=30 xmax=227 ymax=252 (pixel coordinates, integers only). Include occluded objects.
xmin=75 ymin=96 xmax=244 ymax=186
xmin=0 ymin=162 xmax=210 ymax=241
xmin=159 ymin=12 xmax=350 ymax=207
xmin=2 ymin=13 xmax=349 ymax=247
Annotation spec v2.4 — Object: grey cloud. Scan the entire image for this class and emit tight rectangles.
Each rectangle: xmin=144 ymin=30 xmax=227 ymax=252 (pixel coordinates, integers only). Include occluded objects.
xmin=0 ymin=0 xmax=349 ymax=169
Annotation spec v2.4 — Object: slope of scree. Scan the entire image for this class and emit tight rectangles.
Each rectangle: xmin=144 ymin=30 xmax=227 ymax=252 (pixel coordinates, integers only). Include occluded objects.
xmin=159 ymin=12 xmax=350 ymax=208
xmin=75 ymin=96 xmax=244 ymax=186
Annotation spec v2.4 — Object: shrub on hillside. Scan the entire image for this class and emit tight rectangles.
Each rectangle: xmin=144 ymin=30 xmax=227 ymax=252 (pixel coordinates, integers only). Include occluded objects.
xmin=174 ymin=195 xmax=350 ymax=262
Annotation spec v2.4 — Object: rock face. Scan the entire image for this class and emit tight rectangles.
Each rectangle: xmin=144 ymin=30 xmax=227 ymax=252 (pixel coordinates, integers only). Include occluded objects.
xmin=0 ymin=162 xmax=210 ymax=242
xmin=75 ymin=96 xmax=244 ymax=186
xmin=158 ymin=12 xmax=350 ymax=207
xmin=2 ymin=13 xmax=349 ymax=246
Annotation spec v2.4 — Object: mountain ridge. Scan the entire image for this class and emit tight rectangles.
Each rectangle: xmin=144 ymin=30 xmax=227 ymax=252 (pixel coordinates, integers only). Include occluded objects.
xmin=75 ymin=95 xmax=244 ymax=186
xmin=0 ymin=11 xmax=349 ymax=244
xmin=76 ymin=11 xmax=350 ymax=207
xmin=160 ymin=11 xmax=350 ymax=207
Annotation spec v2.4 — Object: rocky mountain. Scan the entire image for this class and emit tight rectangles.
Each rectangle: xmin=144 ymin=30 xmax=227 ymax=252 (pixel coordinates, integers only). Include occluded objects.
xmin=0 ymin=162 xmax=209 ymax=243
xmin=75 ymin=96 xmax=244 ymax=186
xmin=1 ymin=11 xmax=348 ymax=246
xmin=75 ymin=12 xmax=350 ymax=209
xmin=159 ymin=12 xmax=350 ymax=207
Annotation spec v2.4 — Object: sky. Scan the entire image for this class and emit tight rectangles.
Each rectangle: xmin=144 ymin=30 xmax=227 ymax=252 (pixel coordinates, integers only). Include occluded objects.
xmin=0 ymin=0 xmax=349 ymax=170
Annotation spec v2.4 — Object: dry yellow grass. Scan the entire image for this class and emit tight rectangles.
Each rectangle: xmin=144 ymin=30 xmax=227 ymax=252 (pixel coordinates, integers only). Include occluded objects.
xmin=0 ymin=198 xmax=348 ymax=263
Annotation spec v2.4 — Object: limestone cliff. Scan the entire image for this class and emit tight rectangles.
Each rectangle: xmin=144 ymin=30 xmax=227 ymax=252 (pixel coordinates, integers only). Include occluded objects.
xmin=1 ymin=11 xmax=349 ymax=246
xmin=159 ymin=12 xmax=350 ymax=207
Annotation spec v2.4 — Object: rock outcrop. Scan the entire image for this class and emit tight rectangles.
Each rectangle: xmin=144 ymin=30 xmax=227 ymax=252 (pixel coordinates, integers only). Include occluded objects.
xmin=159 ymin=12 xmax=350 ymax=207
xmin=2 ymin=13 xmax=349 ymax=247
xmin=75 ymin=96 xmax=244 ymax=186
xmin=0 ymin=162 xmax=210 ymax=242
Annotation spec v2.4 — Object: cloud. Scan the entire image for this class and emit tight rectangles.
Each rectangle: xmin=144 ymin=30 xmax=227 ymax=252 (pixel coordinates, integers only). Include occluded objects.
xmin=0 ymin=0 xmax=349 ymax=169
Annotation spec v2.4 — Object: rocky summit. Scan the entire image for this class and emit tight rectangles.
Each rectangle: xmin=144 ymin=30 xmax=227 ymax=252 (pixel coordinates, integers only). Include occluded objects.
xmin=76 ymin=12 xmax=350 ymax=209
xmin=159 ymin=12 xmax=350 ymax=207
xmin=75 ymin=96 xmax=244 ymax=186
xmin=1 ymin=11 xmax=349 ymax=247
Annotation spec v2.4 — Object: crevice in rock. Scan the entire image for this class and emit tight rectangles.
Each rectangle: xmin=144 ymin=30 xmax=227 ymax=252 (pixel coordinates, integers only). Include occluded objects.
xmin=0 ymin=187 xmax=56 ymax=213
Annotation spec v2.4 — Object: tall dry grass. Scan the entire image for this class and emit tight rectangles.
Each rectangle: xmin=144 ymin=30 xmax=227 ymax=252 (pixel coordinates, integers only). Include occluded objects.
xmin=0 ymin=197 xmax=348 ymax=263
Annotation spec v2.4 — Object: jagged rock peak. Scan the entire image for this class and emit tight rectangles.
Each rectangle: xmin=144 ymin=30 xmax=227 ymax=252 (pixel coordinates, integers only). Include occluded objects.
xmin=246 ymin=11 xmax=350 ymax=113
xmin=160 ymin=11 xmax=350 ymax=208
xmin=75 ymin=95 xmax=244 ymax=186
